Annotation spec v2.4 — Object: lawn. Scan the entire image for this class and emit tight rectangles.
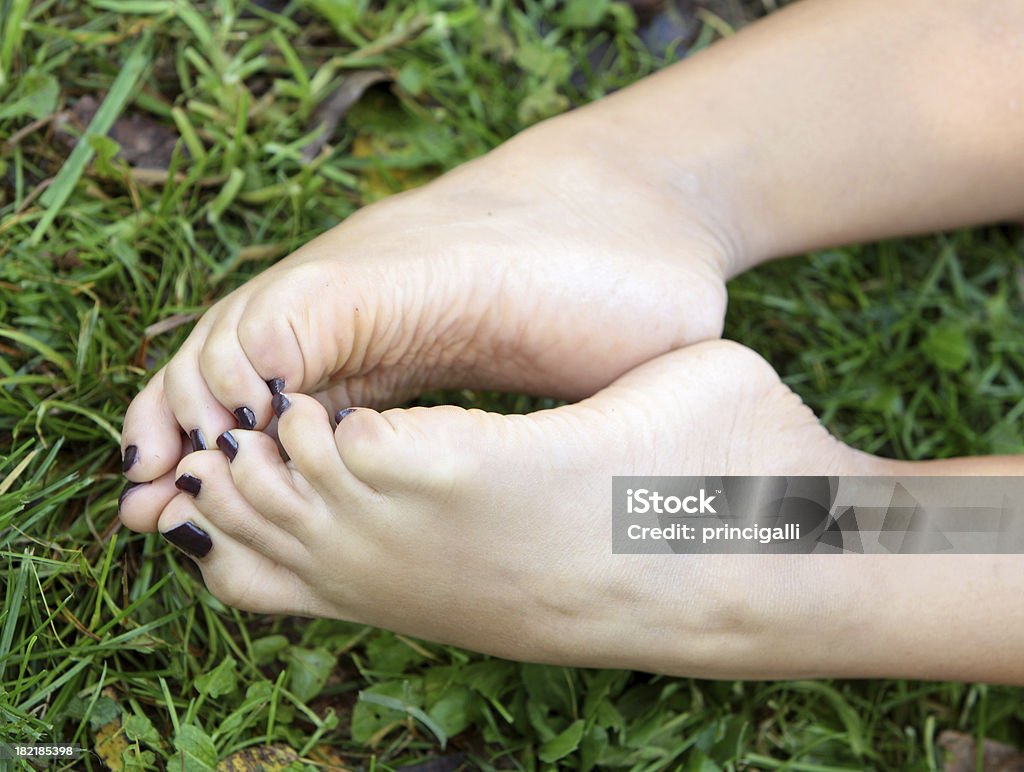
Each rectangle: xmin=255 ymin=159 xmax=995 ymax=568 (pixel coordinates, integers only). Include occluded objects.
xmin=2 ymin=0 xmax=1023 ymax=769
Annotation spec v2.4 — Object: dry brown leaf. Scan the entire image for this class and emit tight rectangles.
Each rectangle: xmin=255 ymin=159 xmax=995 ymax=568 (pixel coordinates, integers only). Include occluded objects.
xmin=107 ymin=113 xmax=182 ymax=169
xmin=939 ymin=730 xmax=1024 ymax=772
xmin=302 ymin=69 xmax=392 ymax=162
xmin=56 ymin=96 xmax=186 ymax=170
xmin=144 ymin=312 xmax=200 ymax=340
xmin=308 ymin=744 xmax=355 ymax=770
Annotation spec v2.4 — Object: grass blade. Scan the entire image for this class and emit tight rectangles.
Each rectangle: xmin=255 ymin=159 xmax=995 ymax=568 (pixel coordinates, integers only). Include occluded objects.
xmin=30 ymin=32 xmax=152 ymax=245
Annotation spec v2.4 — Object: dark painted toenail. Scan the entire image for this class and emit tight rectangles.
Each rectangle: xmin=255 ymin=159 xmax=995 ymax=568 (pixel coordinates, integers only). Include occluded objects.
xmin=271 ymin=393 xmax=291 ymax=417
xmin=266 ymin=377 xmax=285 ymax=395
xmin=175 ymin=473 xmax=202 ymax=497
xmin=335 ymin=408 xmax=356 ymax=425
xmin=189 ymin=429 xmax=207 ymax=452
xmin=217 ymin=431 xmax=238 ymax=462
xmin=122 ymin=445 xmax=139 ymax=473
xmin=234 ymin=406 xmax=256 ymax=430
xmin=162 ymin=522 xmax=212 ymax=558
xmin=118 ymin=481 xmax=149 ymax=510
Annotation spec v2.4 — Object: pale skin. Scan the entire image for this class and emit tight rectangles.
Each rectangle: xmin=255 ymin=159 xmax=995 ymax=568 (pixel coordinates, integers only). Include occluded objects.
xmin=118 ymin=0 xmax=1024 ymax=683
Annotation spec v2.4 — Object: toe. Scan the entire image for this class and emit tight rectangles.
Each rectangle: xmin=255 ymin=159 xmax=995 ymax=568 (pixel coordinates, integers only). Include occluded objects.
xmin=117 ymin=470 xmax=179 ymax=533
xmin=118 ymin=432 xmax=192 ymax=532
xmin=198 ymin=306 xmax=279 ymax=432
xmin=272 ymin=392 xmax=355 ymax=497
xmin=234 ymin=262 xmax=350 ymax=394
xmin=214 ymin=428 xmax=319 ymax=537
xmin=173 ymin=449 xmax=304 ymax=560
xmin=122 ymin=368 xmax=186 ymax=483
xmin=162 ymin=338 xmax=241 ymax=452
xmin=334 ymin=403 xmax=485 ymax=494
xmin=157 ymin=494 xmax=312 ymax=615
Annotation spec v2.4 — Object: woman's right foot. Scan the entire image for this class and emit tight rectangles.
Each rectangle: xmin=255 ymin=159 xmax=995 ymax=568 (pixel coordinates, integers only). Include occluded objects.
xmin=147 ymin=341 xmax=892 ymax=679
xmin=120 ymin=120 xmax=738 ymax=532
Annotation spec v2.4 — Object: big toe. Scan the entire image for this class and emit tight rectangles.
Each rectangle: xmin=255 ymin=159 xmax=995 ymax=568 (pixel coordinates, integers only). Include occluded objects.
xmin=275 ymin=392 xmax=494 ymax=499
xmin=158 ymin=449 xmax=318 ymax=615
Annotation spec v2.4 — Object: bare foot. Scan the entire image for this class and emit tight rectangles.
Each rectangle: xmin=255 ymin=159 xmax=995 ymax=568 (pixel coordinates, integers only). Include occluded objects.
xmin=119 ymin=120 xmax=736 ymax=531
xmin=153 ymin=341 xmax=890 ymax=679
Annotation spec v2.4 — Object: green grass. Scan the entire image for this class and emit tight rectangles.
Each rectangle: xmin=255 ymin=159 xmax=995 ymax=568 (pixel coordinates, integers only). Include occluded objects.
xmin=1 ymin=0 xmax=1022 ymax=769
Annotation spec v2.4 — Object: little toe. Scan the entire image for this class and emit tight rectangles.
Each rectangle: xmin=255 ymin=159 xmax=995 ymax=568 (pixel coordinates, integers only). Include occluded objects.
xmin=174 ymin=449 xmax=304 ymax=560
xmin=117 ymin=470 xmax=179 ymax=533
xmin=118 ymin=432 xmax=192 ymax=533
xmin=122 ymin=368 xmax=186 ymax=482
xmin=198 ymin=312 xmax=280 ymax=432
xmin=157 ymin=495 xmax=311 ymax=615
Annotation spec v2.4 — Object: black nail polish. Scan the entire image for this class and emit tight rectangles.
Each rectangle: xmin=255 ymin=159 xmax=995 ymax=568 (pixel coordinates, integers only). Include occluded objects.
xmin=217 ymin=431 xmax=238 ymax=462
xmin=335 ymin=408 xmax=356 ymax=425
xmin=175 ymin=473 xmax=202 ymax=497
xmin=162 ymin=522 xmax=212 ymax=558
xmin=189 ymin=429 xmax=207 ymax=452
xmin=122 ymin=445 xmax=139 ymax=473
xmin=234 ymin=406 xmax=256 ymax=430
xmin=266 ymin=377 xmax=285 ymax=395
xmin=118 ymin=481 xmax=149 ymax=510
xmin=271 ymin=393 xmax=291 ymax=417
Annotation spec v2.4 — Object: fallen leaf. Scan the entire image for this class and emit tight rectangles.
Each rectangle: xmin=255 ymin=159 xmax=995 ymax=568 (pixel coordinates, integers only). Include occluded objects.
xmin=638 ymin=0 xmax=700 ymax=59
xmin=302 ymin=69 xmax=392 ymax=162
xmin=215 ymin=744 xmax=299 ymax=771
xmin=108 ymin=113 xmax=182 ymax=169
xmin=308 ymin=745 xmax=355 ymax=770
xmin=95 ymin=717 xmax=129 ymax=771
xmin=939 ymin=730 xmax=1024 ymax=772
xmin=55 ymin=95 xmax=186 ymax=170
xmin=93 ymin=688 xmax=127 ymax=771
xmin=144 ymin=312 xmax=200 ymax=339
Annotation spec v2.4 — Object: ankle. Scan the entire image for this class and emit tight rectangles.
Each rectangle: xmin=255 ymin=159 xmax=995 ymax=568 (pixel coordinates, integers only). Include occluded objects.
xmin=490 ymin=114 xmax=744 ymax=279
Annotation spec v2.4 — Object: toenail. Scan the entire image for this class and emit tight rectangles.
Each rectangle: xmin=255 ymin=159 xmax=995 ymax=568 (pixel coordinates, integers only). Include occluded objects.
xmin=122 ymin=445 xmax=139 ymax=473
xmin=175 ymin=473 xmax=202 ymax=497
xmin=189 ymin=429 xmax=207 ymax=452
xmin=162 ymin=522 xmax=212 ymax=558
xmin=118 ymin=481 xmax=149 ymax=510
xmin=271 ymin=393 xmax=291 ymax=417
xmin=216 ymin=431 xmax=238 ymax=462
xmin=335 ymin=408 xmax=356 ymax=425
xmin=234 ymin=406 xmax=256 ymax=430
xmin=266 ymin=377 xmax=285 ymax=395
